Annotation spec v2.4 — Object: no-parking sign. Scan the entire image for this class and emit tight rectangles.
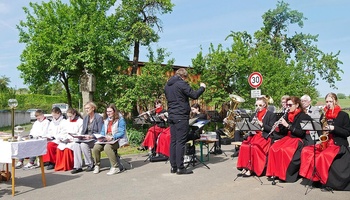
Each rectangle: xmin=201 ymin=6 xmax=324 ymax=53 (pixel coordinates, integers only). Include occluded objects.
xmin=248 ymin=72 xmax=263 ymax=88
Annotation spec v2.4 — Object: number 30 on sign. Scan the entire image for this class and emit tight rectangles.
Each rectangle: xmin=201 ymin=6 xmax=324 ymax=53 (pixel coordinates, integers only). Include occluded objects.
xmin=248 ymin=72 xmax=263 ymax=88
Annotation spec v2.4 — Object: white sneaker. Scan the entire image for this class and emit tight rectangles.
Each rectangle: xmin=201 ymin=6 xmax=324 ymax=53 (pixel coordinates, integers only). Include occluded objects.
xmin=15 ymin=161 xmax=23 ymax=169
xmin=93 ymin=166 xmax=100 ymax=174
xmin=23 ymin=162 xmax=36 ymax=170
xmin=106 ymin=167 xmax=120 ymax=175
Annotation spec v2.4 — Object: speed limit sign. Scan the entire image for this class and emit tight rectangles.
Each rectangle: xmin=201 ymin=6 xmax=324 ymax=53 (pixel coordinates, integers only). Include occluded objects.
xmin=248 ymin=72 xmax=263 ymax=88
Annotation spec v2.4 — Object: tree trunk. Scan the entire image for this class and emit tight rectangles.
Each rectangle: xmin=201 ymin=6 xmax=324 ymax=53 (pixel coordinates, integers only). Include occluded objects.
xmin=131 ymin=41 xmax=140 ymax=75
xmin=131 ymin=40 xmax=140 ymax=117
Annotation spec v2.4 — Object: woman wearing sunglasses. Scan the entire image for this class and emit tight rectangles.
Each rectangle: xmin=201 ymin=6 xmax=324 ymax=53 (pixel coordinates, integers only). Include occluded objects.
xmin=266 ymin=96 xmax=312 ymax=183
xmin=236 ymin=96 xmax=276 ymax=177
xmin=299 ymin=93 xmax=350 ymax=191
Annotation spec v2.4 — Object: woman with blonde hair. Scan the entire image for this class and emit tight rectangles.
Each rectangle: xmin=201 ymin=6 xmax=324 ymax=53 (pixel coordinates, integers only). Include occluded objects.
xmin=236 ymin=96 xmax=276 ymax=177
xmin=299 ymin=92 xmax=350 ymax=190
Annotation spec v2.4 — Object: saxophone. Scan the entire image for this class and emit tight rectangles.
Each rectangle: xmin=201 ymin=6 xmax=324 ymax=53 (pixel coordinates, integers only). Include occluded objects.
xmin=223 ymin=94 xmax=245 ymax=138
xmin=319 ymin=106 xmax=330 ymax=150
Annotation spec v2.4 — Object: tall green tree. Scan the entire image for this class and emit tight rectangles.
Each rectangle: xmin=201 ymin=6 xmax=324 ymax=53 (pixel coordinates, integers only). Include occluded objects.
xmin=115 ymin=0 xmax=174 ymax=75
xmin=193 ymin=1 xmax=343 ymax=110
xmin=0 ymin=75 xmax=10 ymax=92
xmin=17 ymin=0 xmax=129 ymax=107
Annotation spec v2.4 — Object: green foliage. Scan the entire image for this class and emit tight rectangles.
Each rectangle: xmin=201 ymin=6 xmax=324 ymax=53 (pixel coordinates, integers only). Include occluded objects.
xmin=106 ymin=48 xmax=173 ymax=114
xmin=337 ymin=93 xmax=346 ymax=99
xmin=0 ymin=92 xmax=68 ymax=111
xmin=17 ymin=0 xmax=130 ymax=107
xmin=193 ymin=1 xmax=343 ymax=111
xmin=126 ymin=127 xmax=146 ymax=146
xmin=0 ymin=75 xmax=10 ymax=92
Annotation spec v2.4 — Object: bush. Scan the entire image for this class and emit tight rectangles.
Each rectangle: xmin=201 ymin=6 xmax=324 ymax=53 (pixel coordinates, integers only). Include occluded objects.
xmin=126 ymin=127 xmax=146 ymax=146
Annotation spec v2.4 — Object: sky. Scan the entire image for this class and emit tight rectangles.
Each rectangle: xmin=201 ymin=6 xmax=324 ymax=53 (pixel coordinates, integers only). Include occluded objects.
xmin=0 ymin=0 xmax=349 ymax=98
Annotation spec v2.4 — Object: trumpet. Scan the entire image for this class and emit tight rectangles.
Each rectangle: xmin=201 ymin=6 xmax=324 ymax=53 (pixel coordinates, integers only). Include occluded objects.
xmin=265 ymin=108 xmax=289 ymax=139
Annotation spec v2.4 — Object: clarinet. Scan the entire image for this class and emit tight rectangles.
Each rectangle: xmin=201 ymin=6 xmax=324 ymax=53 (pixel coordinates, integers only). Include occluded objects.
xmin=264 ymin=108 xmax=289 ymax=139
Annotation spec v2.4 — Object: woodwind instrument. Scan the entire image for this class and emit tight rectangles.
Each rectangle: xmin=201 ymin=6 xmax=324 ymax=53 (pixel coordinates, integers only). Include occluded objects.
xmin=320 ymin=106 xmax=330 ymax=150
xmin=265 ymin=108 xmax=289 ymax=139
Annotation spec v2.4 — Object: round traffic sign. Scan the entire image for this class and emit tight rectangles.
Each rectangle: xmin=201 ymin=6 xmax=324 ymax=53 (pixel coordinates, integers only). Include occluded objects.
xmin=248 ymin=72 xmax=263 ymax=88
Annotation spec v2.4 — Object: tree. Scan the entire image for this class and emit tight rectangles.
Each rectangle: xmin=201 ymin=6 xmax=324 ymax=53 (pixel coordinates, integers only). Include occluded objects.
xmin=17 ymin=0 xmax=129 ymax=108
xmin=0 ymin=75 xmax=10 ymax=92
xmin=193 ymin=1 xmax=343 ymax=110
xmin=337 ymin=93 xmax=346 ymax=99
xmin=115 ymin=0 xmax=174 ymax=75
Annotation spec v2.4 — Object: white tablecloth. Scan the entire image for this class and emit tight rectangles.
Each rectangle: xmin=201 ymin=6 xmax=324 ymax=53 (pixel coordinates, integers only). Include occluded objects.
xmin=0 ymin=139 xmax=47 ymax=163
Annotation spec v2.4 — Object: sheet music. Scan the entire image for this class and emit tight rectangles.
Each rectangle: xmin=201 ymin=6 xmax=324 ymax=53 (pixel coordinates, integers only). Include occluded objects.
xmin=191 ymin=120 xmax=210 ymax=128
xmin=189 ymin=117 xmax=199 ymax=126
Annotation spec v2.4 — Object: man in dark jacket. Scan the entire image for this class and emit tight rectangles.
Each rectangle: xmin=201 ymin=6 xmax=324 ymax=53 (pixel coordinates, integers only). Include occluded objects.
xmin=164 ymin=68 xmax=206 ymax=175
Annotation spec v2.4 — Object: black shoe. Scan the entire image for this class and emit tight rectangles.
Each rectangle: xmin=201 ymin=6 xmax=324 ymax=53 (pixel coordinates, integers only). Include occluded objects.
xmin=71 ymin=168 xmax=83 ymax=174
xmin=85 ymin=165 xmax=94 ymax=172
xmin=176 ymin=168 xmax=193 ymax=175
xmin=231 ymin=151 xmax=239 ymax=158
xmin=46 ymin=164 xmax=55 ymax=170
xmin=137 ymin=146 xmax=146 ymax=151
xmin=170 ymin=167 xmax=177 ymax=174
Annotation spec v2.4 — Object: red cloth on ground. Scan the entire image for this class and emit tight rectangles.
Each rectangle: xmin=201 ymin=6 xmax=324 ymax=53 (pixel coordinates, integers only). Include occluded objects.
xmin=42 ymin=141 xmax=58 ymax=163
xmin=266 ymin=136 xmax=301 ymax=181
xmin=156 ymin=127 xmax=171 ymax=157
xmin=142 ymin=125 xmax=166 ymax=149
xmin=54 ymin=148 xmax=74 ymax=171
xmin=237 ymin=134 xmax=271 ymax=176
xmin=299 ymin=141 xmax=339 ymax=184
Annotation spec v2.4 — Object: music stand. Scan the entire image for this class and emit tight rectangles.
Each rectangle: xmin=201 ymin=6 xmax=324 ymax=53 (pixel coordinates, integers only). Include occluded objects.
xmin=186 ymin=119 xmax=211 ymax=169
xmin=206 ymin=110 xmax=221 ymax=130
xmin=234 ymin=118 xmax=263 ymax=184
xmin=300 ymin=120 xmax=333 ymax=194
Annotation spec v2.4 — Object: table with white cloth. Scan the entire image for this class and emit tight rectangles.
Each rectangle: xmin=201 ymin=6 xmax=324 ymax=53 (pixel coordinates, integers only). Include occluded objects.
xmin=0 ymin=139 xmax=47 ymax=196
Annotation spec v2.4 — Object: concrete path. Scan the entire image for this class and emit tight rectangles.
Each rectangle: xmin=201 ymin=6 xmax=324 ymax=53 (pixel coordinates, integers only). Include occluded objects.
xmin=0 ymin=144 xmax=348 ymax=200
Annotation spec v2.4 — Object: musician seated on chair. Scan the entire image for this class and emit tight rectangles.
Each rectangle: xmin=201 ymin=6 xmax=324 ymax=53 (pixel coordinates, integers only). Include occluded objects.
xmin=236 ymin=96 xmax=276 ymax=177
xmin=188 ymin=103 xmax=208 ymax=140
xmin=138 ymin=99 xmax=168 ymax=155
xmin=92 ymin=104 xmax=128 ymax=175
xmin=299 ymin=92 xmax=350 ymax=191
xmin=215 ymin=107 xmax=247 ymax=156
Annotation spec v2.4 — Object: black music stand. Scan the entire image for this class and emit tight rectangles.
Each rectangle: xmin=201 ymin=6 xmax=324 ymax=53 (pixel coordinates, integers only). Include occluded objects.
xmin=300 ymin=120 xmax=333 ymax=194
xmin=234 ymin=118 xmax=263 ymax=184
xmin=186 ymin=119 xmax=211 ymax=169
xmin=206 ymin=110 xmax=222 ymax=130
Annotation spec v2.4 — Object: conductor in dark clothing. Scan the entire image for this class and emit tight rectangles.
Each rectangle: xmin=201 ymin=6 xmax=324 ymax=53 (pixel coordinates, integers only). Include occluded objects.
xmin=164 ymin=68 xmax=206 ymax=175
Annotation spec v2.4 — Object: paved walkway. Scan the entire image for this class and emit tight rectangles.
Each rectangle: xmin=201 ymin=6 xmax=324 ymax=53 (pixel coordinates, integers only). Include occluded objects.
xmin=0 ymin=144 xmax=348 ymax=200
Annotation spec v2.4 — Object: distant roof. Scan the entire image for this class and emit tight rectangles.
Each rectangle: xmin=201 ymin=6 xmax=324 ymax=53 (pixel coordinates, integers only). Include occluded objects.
xmin=128 ymin=61 xmax=192 ymax=70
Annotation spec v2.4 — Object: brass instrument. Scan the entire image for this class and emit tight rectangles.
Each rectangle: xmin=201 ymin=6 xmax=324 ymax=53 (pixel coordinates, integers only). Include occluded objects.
xmin=223 ymin=94 xmax=245 ymax=138
xmin=320 ymin=106 xmax=330 ymax=150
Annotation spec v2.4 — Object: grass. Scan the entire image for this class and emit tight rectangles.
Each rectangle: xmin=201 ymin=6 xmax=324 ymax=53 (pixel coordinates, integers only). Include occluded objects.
xmin=316 ymin=97 xmax=350 ymax=108
xmin=0 ymin=123 xmax=33 ymax=133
